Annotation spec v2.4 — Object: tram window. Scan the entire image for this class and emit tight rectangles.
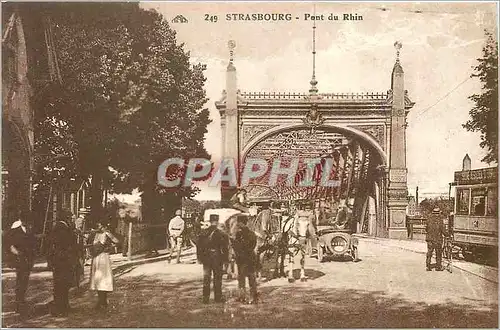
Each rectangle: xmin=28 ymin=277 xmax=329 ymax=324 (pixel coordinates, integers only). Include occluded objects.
xmin=486 ymin=187 xmax=498 ymax=217
xmin=471 ymin=188 xmax=487 ymax=216
xmin=456 ymin=188 xmax=470 ymax=215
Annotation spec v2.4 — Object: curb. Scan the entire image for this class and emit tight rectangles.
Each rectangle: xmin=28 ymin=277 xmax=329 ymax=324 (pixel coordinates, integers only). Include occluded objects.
xmin=354 ymin=235 xmax=427 ymax=255
xmin=355 ymin=235 xmax=498 ymax=284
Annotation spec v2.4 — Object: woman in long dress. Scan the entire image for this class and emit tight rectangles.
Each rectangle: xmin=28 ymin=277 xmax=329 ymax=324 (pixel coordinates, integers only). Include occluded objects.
xmin=90 ymin=222 xmax=119 ymax=311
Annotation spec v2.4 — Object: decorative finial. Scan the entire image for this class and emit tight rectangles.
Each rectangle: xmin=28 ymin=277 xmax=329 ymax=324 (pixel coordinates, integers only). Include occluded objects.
xmin=394 ymin=41 xmax=402 ymax=63
xmin=309 ymin=6 xmax=318 ymax=95
xmin=228 ymin=40 xmax=236 ymax=63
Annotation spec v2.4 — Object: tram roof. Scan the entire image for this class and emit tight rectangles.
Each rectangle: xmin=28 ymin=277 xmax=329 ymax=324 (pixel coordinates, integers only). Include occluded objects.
xmin=453 ymin=166 xmax=498 ymax=185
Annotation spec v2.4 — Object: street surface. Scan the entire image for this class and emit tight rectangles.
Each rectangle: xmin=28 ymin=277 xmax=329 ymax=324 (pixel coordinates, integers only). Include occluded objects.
xmin=3 ymin=239 xmax=498 ymax=328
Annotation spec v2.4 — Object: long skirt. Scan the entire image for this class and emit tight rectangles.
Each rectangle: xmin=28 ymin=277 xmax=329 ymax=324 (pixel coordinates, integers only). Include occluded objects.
xmin=90 ymin=252 xmax=114 ymax=292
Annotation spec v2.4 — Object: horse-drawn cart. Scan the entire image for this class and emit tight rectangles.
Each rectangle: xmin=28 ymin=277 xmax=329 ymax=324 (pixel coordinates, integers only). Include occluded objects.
xmin=316 ymin=225 xmax=359 ymax=262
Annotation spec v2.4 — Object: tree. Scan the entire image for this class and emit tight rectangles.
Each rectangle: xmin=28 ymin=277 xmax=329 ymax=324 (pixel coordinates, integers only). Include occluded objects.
xmin=31 ymin=3 xmax=146 ymax=225
xmin=419 ymin=197 xmax=454 ymax=218
xmin=108 ymin=9 xmax=211 ymax=223
xmin=35 ymin=4 xmax=211 ymax=226
xmin=464 ymin=30 xmax=498 ymax=164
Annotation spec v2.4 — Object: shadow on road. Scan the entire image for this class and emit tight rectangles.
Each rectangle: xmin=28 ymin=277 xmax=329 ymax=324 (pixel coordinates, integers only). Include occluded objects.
xmin=10 ymin=272 xmax=498 ymax=329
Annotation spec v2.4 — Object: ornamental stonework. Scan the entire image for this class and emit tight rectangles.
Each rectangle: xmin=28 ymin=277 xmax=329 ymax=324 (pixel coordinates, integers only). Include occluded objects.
xmin=240 ymin=124 xmax=277 ymax=148
xmin=350 ymin=125 xmax=385 ymax=150
xmin=393 ymin=108 xmax=405 ymax=116
xmin=389 ymin=168 xmax=407 ymax=183
xmin=387 ymin=189 xmax=408 ymax=200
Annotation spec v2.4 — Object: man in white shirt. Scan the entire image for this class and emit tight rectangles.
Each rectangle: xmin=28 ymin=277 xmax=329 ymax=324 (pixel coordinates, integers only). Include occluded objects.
xmin=168 ymin=210 xmax=185 ymax=263
xmin=6 ymin=215 xmax=35 ymax=315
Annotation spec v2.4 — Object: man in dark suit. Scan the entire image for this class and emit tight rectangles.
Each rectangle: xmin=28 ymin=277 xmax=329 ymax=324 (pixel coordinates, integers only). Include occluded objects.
xmin=426 ymin=208 xmax=445 ymax=271
xmin=48 ymin=209 xmax=78 ymax=316
xmin=5 ymin=213 xmax=35 ymax=315
xmin=197 ymin=214 xmax=229 ymax=304
xmin=232 ymin=214 xmax=258 ymax=304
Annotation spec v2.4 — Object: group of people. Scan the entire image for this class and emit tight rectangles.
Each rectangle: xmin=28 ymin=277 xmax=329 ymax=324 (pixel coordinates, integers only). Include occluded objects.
xmin=196 ymin=213 xmax=259 ymax=304
xmin=195 ymin=188 xmax=333 ymax=304
xmin=4 ymin=210 xmax=119 ymax=317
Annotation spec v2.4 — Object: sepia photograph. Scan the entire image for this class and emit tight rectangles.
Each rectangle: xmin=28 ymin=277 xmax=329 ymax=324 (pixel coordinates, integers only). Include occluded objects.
xmin=1 ymin=1 xmax=498 ymax=328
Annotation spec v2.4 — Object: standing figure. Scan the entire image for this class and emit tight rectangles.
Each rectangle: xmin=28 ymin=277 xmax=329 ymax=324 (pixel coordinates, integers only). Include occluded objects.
xmin=189 ymin=213 xmax=203 ymax=247
xmin=334 ymin=205 xmax=349 ymax=229
xmin=426 ymin=208 xmax=444 ymax=271
xmin=232 ymin=214 xmax=258 ymax=304
xmin=197 ymin=215 xmax=229 ymax=304
xmin=168 ymin=209 xmax=185 ymax=263
xmin=89 ymin=222 xmax=119 ymax=311
xmin=48 ymin=210 xmax=78 ymax=316
xmin=75 ymin=214 xmax=85 ymax=233
xmin=254 ymin=202 xmax=273 ymax=278
xmin=71 ymin=214 xmax=85 ymax=293
xmin=5 ymin=213 xmax=35 ymax=315
xmin=290 ymin=202 xmax=316 ymax=282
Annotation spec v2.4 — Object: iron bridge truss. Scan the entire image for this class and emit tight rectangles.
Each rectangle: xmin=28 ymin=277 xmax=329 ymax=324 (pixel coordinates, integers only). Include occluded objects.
xmin=243 ymin=128 xmax=380 ymax=206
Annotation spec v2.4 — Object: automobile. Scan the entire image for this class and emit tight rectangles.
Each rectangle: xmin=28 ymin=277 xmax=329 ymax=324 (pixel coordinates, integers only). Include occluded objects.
xmin=316 ymin=225 xmax=359 ymax=262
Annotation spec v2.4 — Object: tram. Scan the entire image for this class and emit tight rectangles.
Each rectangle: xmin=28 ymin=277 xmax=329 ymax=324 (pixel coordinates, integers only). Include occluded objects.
xmin=451 ymin=165 xmax=498 ymax=261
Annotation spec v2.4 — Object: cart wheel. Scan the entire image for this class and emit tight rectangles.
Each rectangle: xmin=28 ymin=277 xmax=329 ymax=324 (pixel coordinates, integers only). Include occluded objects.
xmin=318 ymin=246 xmax=324 ymax=263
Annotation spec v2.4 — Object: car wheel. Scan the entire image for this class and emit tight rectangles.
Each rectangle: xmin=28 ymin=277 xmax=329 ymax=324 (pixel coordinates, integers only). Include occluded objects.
xmin=462 ymin=247 xmax=474 ymax=262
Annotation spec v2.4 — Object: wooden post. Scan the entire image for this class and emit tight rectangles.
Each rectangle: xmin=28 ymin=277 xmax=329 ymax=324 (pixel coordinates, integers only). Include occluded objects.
xmin=70 ymin=192 xmax=75 ymax=215
xmin=127 ymin=221 xmax=133 ymax=261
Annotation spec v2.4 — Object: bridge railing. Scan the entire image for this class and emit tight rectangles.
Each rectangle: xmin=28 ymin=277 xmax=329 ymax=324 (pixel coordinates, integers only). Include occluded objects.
xmin=239 ymin=91 xmax=389 ymax=100
xmin=320 ymin=92 xmax=388 ymax=100
xmin=240 ymin=92 xmax=308 ymax=99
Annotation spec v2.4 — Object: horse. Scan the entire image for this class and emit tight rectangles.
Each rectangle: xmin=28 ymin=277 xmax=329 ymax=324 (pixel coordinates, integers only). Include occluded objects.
xmin=246 ymin=208 xmax=307 ymax=281
xmin=222 ymin=207 xmax=288 ymax=280
xmin=222 ymin=208 xmax=269 ymax=280
xmin=276 ymin=209 xmax=317 ymax=283
xmin=215 ymin=204 xmax=308 ymax=283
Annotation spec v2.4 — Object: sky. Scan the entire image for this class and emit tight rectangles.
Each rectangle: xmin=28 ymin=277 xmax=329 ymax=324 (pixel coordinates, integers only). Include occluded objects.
xmin=134 ymin=1 xmax=498 ymax=202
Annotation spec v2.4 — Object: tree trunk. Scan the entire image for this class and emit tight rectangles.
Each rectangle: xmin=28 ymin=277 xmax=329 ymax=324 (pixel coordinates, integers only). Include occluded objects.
xmin=89 ymin=167 xmax=104 ymax=229
xmin=162 ymin=192 xmax=182 ymax=220
xmin=142 ymin=185 xmax=165 ymax=251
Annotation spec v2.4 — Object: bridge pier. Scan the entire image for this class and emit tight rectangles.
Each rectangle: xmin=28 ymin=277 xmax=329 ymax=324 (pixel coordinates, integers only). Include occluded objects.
xmin=387 ymin=45 xmax=409 ymax=239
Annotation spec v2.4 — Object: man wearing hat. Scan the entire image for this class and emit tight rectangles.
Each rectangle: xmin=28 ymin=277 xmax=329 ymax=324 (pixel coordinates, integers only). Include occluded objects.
xmin=197 ymin=214 xmax=229 ymax=304
xmin=232 ymin=214 xmax=258 ymax=304
xmin=4 ymin=211 xmax=35 ymax=315
xmin=168 ymin=209 xmax=185 ymax=263
xmin=48 ymin=209 xmax=78 ymax=316
xmin=426 ymin=207 xmax=445 ymax=271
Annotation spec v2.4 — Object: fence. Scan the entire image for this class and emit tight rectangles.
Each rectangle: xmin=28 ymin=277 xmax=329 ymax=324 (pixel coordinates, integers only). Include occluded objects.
xmin=118 ymin=221 xmax=169 ymax=259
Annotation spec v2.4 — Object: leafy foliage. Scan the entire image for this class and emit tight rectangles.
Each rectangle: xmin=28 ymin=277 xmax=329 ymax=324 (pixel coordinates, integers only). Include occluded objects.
xmin=34 ymin=3 xmax=211 ymax=222
xmin=464 ymin=31 xmax=498 ymax=164
xmin=419 ymin=197 xmax=454 ymax=218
